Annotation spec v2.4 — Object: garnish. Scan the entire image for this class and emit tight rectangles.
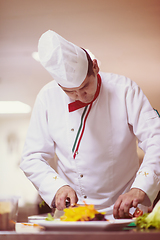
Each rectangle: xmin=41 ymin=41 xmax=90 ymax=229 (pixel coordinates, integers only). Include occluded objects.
xmin=60 ymin=202 xmax=106 ymax=222
xmin=45 ymin=213 xmax=54 ymax=221
xmin=45 ymin=203 xmax=106 ymax=222
xmin=133 ymin=207 xmax=143 ymax=218
xmin=135 ymin=200 xmax=160 ymax=229
xmin=39 ymin=200 xmax=45 ymax=208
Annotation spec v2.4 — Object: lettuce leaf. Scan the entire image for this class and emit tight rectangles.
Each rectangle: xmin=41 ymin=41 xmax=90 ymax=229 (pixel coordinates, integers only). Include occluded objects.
xmin=136 ymin=200 xmax=160 ymax=229
xmin=45 ymin=213 xmax=54 ymax=221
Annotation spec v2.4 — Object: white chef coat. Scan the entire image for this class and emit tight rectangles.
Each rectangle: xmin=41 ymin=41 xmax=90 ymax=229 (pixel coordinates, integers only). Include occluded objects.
xmin=20 ymin=72 xmax=160 ymax=215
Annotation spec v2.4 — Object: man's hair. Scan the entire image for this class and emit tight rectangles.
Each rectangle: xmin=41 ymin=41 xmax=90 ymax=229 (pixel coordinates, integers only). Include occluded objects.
xmin=81 ymin=48 xmax=95 ymax=76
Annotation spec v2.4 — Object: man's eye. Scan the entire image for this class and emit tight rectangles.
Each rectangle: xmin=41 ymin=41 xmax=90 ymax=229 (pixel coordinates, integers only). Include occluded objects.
xmin=82 ymin=84 xmax=89 ymax=90
xmin=65 ymin=91 xmax=74 ymax=94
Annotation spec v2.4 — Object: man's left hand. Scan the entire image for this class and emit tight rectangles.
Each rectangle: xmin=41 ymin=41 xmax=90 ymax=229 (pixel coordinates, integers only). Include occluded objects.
xmin=113 ymin=188 xmax=146 ymax=219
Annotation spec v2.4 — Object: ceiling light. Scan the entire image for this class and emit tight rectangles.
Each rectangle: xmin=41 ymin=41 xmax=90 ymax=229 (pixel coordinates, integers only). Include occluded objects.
xmin=0 ymin=101 xmax=31 ymax=114
xmin=32 ymin=52 xmax=40 ymax=62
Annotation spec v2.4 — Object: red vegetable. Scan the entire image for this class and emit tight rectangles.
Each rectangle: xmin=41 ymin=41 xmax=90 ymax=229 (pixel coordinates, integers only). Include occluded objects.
xmin=133 ymin=207 xmax=143 ymax=218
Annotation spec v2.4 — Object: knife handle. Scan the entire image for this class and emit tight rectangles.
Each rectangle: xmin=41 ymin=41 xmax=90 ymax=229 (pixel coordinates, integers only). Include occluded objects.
xmin=65 ymin=198 xmax=70 ymax=208
xmin=52 ymin=198 xmax=70 ymax=208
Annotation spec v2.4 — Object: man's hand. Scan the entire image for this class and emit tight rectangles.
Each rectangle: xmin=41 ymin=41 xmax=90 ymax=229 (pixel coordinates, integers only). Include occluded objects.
xmin=113 ymin=188 xmax=146 ymax=219
xmin=55 ymin=185 xmax=78 ymax=210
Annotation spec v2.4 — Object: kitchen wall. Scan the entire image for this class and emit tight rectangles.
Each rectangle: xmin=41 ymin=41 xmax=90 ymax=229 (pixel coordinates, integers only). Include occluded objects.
xmin=0 ymin=114 xmax=38 ymax=207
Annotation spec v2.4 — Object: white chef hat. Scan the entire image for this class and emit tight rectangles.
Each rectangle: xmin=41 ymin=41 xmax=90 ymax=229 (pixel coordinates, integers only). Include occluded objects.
xmin=38 ymin=30 xmax=88 ymax=88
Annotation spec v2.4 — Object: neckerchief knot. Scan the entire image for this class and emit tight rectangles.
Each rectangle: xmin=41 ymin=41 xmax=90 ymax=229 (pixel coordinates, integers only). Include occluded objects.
xmin=68 ymin=74 xmax=101 ymax=112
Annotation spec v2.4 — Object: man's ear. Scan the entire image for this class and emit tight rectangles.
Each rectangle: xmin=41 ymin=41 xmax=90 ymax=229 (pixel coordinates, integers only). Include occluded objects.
xmin=93 ymin=59 xmax=99 ymax=74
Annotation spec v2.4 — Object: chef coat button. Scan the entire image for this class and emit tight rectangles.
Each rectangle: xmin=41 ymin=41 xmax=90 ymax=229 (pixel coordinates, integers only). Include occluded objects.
xmin=76 ymin=151 xmax=78 ymax=155
xmin=71 ymin=128 xmax=74 ymax=131
xmin=80 ymin=174 xmax=83 ymax=178
xmin=84 ymin=195 xmax=87 ymax=199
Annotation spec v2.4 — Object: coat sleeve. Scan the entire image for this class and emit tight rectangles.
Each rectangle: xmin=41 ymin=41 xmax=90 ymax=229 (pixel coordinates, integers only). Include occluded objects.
xmin=20 ymin=95 xmax=68 ymax=207
xmin=126 ymin=83 xmax=160 ymax=205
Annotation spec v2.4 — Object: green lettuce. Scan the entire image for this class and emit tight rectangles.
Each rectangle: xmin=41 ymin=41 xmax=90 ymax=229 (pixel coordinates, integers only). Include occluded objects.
xmin=136 ymin=200 xmax=160 ymax=229
xmin=45 ymin=213 xmax=54 ymax=221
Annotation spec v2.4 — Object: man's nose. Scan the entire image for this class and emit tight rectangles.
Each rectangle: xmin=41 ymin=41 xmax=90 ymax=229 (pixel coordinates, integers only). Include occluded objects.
xmin=75 ymin=90 xmax=85 ymax=100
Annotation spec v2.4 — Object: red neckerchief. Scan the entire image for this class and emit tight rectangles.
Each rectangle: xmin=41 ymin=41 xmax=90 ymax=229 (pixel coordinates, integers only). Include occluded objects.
xmin=68 ymin=74 xmax=101 ymax=112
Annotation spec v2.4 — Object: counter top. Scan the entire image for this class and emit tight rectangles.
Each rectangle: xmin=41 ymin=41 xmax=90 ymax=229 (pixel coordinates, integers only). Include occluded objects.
xmin=1 ymin=220 xmax=160 ymax=240
xmin=0 ymin=229 xmax=160 ymax=240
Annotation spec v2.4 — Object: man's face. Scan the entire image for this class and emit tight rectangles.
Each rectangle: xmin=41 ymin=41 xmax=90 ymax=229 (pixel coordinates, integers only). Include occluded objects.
xmin=60 ymin=59 xmax=99 ymax=103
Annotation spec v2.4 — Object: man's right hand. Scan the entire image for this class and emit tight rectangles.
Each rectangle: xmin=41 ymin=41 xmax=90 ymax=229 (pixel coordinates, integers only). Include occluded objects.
xmin=55 ymin=185 xmax=78 ymax=210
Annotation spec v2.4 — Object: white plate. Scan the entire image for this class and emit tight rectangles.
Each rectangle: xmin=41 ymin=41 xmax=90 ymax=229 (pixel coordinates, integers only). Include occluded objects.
xmin=16 ymin=223 xmax=44 ymax=233
xmin=29 ymin=218 xmax=135 ymax=231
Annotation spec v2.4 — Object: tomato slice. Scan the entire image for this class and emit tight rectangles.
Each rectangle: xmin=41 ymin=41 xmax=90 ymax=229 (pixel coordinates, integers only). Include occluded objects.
xmin=133 ymin=207 xmax=143 ymax=217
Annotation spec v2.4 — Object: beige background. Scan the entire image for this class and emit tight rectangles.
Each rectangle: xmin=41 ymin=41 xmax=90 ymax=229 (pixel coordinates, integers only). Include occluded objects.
xmin=0 ymin=0 xmax=160 ymax=111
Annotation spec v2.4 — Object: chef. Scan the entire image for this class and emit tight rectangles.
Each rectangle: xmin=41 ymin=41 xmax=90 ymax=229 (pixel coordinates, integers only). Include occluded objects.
xmin=20 ymin=30 xmax=160 ymax=219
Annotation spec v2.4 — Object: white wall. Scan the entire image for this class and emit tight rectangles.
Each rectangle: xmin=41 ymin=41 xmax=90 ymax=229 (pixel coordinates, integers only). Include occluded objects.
xmin=0 ymin=114 xmax=38 ymax=207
